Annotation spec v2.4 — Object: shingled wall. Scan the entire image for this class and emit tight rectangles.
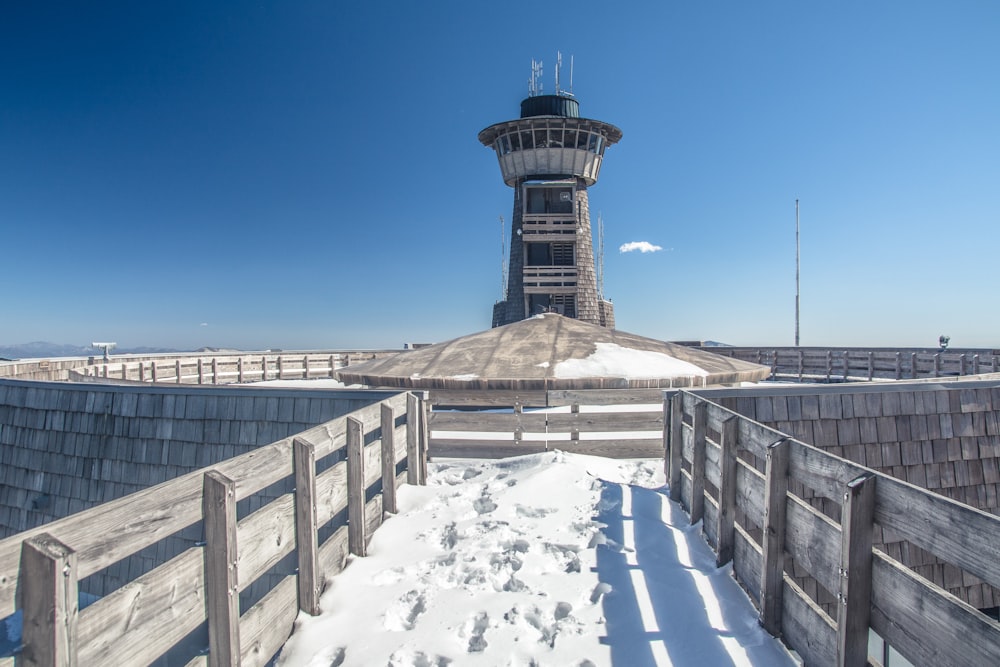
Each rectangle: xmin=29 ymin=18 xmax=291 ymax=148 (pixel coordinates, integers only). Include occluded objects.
xmin=0 ymin=378 xmax=398 ymax=597
xmin=696 ymin=378 xmax=1000 ymax=612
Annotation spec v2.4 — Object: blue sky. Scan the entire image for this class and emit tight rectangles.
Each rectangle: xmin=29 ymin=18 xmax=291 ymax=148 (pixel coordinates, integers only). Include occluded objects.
xmin=2 ymin=2 xmax=998 ymax=350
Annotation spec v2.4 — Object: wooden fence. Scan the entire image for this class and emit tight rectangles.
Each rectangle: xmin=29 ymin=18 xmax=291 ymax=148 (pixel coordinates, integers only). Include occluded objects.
xmin=0 ymin=391 xmax=430 ymax=667
xmin=69 ymin=353 xmax=358 ymax=386
xmin=666 ymin=389 xmax=1000 ymax=666
xmin=707 ymin=347 xmax=1000 ymax=382
xmin=428 ymin=390 xmax=665 ymax=459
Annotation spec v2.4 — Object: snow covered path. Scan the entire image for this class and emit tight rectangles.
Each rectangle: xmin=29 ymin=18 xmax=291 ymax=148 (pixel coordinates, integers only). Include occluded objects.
xmin=276 ymin=452 xmax=795 ymax=666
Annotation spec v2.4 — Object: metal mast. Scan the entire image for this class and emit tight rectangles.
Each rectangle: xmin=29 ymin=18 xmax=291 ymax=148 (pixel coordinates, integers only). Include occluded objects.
xmin=795 ymin=199 xmax=800 ymax=347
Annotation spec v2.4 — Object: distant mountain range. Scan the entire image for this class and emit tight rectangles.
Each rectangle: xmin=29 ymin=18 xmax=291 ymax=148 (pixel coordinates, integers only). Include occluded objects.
xmin=0 ymin=342 xmax=187 ymax=360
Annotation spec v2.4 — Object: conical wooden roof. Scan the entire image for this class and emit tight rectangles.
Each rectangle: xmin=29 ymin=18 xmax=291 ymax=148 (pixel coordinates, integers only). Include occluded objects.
xmin=335 ymin=314 xmax=770 ymax=390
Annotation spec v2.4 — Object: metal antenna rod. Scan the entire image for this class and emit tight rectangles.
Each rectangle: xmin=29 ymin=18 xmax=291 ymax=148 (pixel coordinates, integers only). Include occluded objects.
xmin=795 ymin=199 xmax=800 ymax=347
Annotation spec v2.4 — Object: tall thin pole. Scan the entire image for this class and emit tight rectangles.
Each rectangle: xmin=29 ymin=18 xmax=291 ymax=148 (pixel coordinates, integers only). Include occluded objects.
xmin=795 ymin=199 xmax=800 ymax=347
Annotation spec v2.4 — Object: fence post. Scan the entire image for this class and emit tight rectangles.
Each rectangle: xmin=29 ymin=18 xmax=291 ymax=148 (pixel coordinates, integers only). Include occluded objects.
xmin=910 ymin=352 xmax=917 ymax=379
xmin=203 ymin=470 xmax=240 ymax=667
xmin=960 ymin=353 xmax=967 ymax=376
xmin=19 ymin=533 xmax=78 ymax=667
xmin=261 ymin=356 xmax=268 ymax=381
xmin=198 ymin=359 xmax=204 ymax=385
xmin=176 ymin=359 xmax=182 ymax=384
xmin=842 ymin=351 xmax=849 ymax=382
xmin=716 ymin=416 xmax=739 ymax=567
xmin=237 ymin=357 xmax=244 ymax=384
xmin=347 ymin=417 xmax=366 ymax=557
xmin=934 ymin=353 xmax=941 ymax=377
xmin=826 ymin=350 xmax=832 ymax=382
xmin=867 ymin=352 xmax=874 ymax=381
xmin=211 ymin=358 xmax=218 ymax=385
xmin=798 ymin=350 xmax=804 ymax=381
xmin=293 ymin=438 xmax=321 ymax=615
xmin=138 ymin=361 xmax=145 ymax=382
xmin=690 ymin=401 xmax=708 ymax=525
xmin=973 ymin=354 xmax=980 ymax=375
xmin=894 ymin=352 xmax=901 ymax=380
xmin=406 ymin=393 xmax=421 ymax=485
xmin=759 ymin=438 xmax=790 ymax=636
xmin=381 ymin=403 xmax=398 ymax=514
xmin=329 ymin=354 xmax=336 ymax=378
xmin=302 ymin=355 xmax=309 ymax=379
xmin=837 ymin=473 xmax=876 ymax=667
xmin=419 ymin=391 xmax=430 ymax=484
xmin=151 ymin=361 xmax=158 ymax=383
xmin=277 ymin=356 xmax=284 ymax=380
xmin=668 ymin=392 xmax=683 ymax=502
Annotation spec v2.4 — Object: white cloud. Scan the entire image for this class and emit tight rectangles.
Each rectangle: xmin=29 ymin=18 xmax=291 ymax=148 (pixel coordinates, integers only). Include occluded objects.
xmin=619 ymin=241 xmax=663 ymax=254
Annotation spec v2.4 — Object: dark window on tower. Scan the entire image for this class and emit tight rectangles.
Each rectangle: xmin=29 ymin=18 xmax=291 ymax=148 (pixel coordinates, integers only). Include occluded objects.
xmin=525 ymin=186 xmax=574 ymax=215
xmin=526 ymin=243 xmax=551 ymax=265
xmin=552 ymin=243 xmax=574 ymax=266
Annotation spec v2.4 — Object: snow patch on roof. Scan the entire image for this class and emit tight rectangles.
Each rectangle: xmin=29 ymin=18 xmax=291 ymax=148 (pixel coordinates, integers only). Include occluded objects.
xmin=554 ymin=342 xmax=709 ymax=379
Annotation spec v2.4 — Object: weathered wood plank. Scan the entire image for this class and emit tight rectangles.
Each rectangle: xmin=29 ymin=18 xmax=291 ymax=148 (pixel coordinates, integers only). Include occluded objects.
xmin=668 ymin=392 xmax=683 ymax=502
xmin=781 ymin=576 xmax=837 ymax=667
xmin=716 ymin=416 xmax=738 ymax=567
xmin=549 ymin=439 xmax=664 ymax=459
xmin=873 ymin=474 xmax=1000 ymax=590
xmin=837 ymin=473 xmax=876 ymax=667
xmin=235 ymin=492 xmax=295 ymax=592
xmin=78 ymin=548 xmax=205 ymax=666
xmin=239 ymin=573 xmax=298 ymax=667
xmin=202 ymin=471 xmax=240 ymax=667
xmin=759 ymin=438 xmax=789 ymax=635
xmin=381 ymin=404 xmax=397 ymax=514
xmin=428 ymin=389 xmax=547 ymax=408
xmin=787 ymin=441 xmax=868 ymax=505
xmin=870 ymin=550 xmax=1000 ymax=667
xmin=733 ymin=523 xmax=763 ymax=606
xmin=544 ymin=412 xmax=664 ymax=431
xmin=314 ymin=461 xmax=348 ymax=527
xmin=690 ymin=402 xmax=708 ymax=525
xmin=783 ymin=495 xmax=840 ymax=594
xmin=316 ymin=524 xmax=349 ymax=581
xmin=427 ymin=442 xmax=547 ymax=458
xmin=428 ymin=411 xmax=547 ymax=431
xmin=346 ymin=417 xmax=366 ymax=557
xmin=293 ymin=437 xmax=320 ymax=615
xmin=19 ymin=534 xmax=78 ymax=667
xmin=546 ymin=389 xmax=663 ymax=405
xmin=406 ymin=394 xmax=420 ymax=485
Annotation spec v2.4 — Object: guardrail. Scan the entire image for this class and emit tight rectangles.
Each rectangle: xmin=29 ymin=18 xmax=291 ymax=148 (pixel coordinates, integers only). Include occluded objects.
xmin=705 ymin=347 xmax=1000 ymax=382
xmin=0 ymin=391 xmax=429 ymax=667
xmin=427 ymin=389 xmax=665 ymax=459
xmin=69 ymin=353 xmax=365 ymax=385
xmin=665 ymin=389 xmax=1000 ymax=666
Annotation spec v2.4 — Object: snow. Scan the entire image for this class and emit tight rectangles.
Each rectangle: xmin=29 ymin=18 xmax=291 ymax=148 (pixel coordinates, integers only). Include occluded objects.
xmin=554 ymin=343 xmax=709 ymax=380
xmin=276 ymin=452 xmax=795 ymax=666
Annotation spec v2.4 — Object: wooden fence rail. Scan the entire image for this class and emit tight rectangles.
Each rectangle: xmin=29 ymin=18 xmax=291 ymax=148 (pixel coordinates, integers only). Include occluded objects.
xmin=707 ymin=347 xmax=1000 ymax=383
xmin=69 ymin=353 xmax=356 ymax=386
xmin=665 ymin=389 xmax=1000 ymax=666
xmin=428 ymin=402 xmax=665 ymax=459
xmin=0 ymin=391 xmax=429 ymax=667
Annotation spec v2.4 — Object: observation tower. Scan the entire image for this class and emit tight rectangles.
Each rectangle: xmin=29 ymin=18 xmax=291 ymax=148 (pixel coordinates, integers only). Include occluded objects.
xmin=479 ymin=58 xmax=622 ymax=328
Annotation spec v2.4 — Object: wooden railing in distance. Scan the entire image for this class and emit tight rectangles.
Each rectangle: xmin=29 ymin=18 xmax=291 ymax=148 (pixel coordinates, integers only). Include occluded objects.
xmin=0 ymin=391 xmax=429 ymax=667
xmin=429 ymin=391 xmax=664 ymax=459
xmin=665 ymin=389 xmax=1000 ymax=666
xmin=708 ymin=347 xmax=1000 ymax=382
xmin=72 ymin=353 xmax=354 ymax=385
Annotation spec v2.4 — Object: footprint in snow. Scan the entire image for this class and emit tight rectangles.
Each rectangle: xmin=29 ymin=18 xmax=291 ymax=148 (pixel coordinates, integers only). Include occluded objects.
xmin=383 ymin=589 xmax=428 ymax=631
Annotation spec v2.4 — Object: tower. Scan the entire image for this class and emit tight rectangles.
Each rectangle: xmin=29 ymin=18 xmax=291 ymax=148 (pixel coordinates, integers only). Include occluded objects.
xmin=479 ymin=63 xmax=622 ymax=328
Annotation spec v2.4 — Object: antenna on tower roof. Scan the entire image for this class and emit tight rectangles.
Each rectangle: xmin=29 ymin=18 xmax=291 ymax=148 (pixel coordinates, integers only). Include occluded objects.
xmin=528 ymin=59 xmax=544 ymax=97
xmin=569 ymin=55 xmax=574 ymax=96
xmin=555 ymin=52 xmax=562 ymax=96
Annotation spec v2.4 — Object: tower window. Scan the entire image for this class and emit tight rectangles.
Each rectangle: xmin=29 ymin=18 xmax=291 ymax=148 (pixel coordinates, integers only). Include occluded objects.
xmin=524 ymin=186 xmax=575 ymax=215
